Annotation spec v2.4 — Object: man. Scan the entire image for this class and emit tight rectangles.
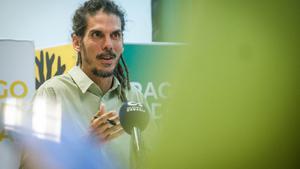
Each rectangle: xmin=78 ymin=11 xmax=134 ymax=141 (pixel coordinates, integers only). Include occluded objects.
xmin=21 ymin=0 xmax=150 ymax=168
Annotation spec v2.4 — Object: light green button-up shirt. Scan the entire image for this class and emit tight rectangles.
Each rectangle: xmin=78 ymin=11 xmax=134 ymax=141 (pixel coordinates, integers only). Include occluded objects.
xmin=34 ymin=66 xmax=150 ymax=169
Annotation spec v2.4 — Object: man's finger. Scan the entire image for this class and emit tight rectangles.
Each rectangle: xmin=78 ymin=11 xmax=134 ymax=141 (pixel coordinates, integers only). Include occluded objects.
xmin=93 ymin=103 xmax=106 ymax=121
xmin=91 ymin=112 xmax=115 ymax=129
xmin=106 ymin=128 xmax=124 ymax=142
xmin=96 ymin=125 xmax=122 ymax=142
xmin=102 ymin=124 xmax=123 ymax=138
xmin=93 ymin=122 xmax=111 ymax=135
xmin=99 ymin=103 xmax=105 ymax=115
xmin=109 ymin=114 xmax=119 ymax=121
xmin=107 ymin=115 xmax=119 ymax=125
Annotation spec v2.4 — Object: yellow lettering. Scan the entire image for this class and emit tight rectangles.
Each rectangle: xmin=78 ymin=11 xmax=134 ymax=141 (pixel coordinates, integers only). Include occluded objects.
xmin=0 ymin=80 xmax=8 ymax=99
xmin=10 ymin=81 xmax=28 ymax=98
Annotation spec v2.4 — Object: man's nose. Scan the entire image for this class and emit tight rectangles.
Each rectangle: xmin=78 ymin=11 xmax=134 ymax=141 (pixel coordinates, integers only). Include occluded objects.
xmin=102 ymin=35 xmax=113 ymax=50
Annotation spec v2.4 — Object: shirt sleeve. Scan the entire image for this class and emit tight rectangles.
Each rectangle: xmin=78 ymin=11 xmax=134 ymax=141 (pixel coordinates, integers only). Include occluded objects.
xmin=34 ymin=86 xmax=57 ymax=102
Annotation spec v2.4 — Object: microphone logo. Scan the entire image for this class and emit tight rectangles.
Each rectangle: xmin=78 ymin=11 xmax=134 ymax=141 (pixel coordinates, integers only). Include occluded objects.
xmin=127 ymin=101 xmax=143 ymax=107
xmin=126 ymin=102 xmax=145 ymax=113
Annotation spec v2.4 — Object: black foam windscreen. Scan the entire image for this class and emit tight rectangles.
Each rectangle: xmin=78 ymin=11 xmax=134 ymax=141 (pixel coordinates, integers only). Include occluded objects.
xmin=119 ymin=101 xmax=149 ymax=134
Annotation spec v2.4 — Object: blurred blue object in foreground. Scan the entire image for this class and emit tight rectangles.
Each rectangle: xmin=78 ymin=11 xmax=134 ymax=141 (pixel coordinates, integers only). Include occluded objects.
xmin=1 ymin=98 xmax=117 ymax=169
xmin=19 ymin=124 xmax=114 ymax=169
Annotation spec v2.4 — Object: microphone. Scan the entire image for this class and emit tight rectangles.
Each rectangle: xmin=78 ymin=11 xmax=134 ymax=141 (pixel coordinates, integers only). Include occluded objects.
xmin=119 ymin=101 xmax=149 ymax=134
xmin=119 ymin=101 xmax=149 ymax=162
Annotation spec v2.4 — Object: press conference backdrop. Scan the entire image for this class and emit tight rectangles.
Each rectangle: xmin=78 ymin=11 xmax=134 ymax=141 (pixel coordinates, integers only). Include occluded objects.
xmin=34 ymin=43 xmax=173 ymax=120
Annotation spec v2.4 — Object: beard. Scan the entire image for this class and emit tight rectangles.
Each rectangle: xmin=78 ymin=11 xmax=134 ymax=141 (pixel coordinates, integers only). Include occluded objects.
xmin=80 ymin=41 xmax=120 ymax=78
xmin=92 ymin=50 xmax=118 ymax=78
xmin=92 ymin=68 xmax=115 ymax=78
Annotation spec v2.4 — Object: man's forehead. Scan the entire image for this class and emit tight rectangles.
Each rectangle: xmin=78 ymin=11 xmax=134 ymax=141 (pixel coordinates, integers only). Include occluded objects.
xmin=86 ymin=11 xmax=122 ymax=30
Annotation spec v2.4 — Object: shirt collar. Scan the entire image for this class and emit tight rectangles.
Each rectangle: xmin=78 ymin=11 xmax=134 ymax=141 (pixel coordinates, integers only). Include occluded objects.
xmin=68 ymin=66 xmax=94 ymax=94
xmin=110 ymin=76 xmax=121 ymax=92
xmin=68 ymin=66 xmax=121 ymax=95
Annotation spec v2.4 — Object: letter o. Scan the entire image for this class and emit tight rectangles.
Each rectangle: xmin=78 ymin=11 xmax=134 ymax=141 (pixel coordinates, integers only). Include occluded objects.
xmin=10 ymin=81 xmax=28 ymax=98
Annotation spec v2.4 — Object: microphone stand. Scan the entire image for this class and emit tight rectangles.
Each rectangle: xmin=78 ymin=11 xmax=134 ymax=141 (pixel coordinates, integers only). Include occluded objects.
xmin=130 ymin=126 xmax=146 ymax=169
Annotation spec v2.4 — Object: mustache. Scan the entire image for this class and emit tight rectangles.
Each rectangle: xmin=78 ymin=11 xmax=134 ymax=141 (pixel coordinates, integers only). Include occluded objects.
xmin=96 ymin=50 xmax=117 ymax=59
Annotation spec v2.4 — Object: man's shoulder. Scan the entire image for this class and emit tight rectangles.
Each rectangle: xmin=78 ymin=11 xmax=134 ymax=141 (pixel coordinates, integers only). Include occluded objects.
xmin=36 ymin=73 xmax=76 ymax=95
xmin=40 ymin=73 xmax=72 ymax=87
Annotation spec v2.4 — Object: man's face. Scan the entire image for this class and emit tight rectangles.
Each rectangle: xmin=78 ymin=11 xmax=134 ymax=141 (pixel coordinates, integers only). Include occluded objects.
xmin=73 ymin=11 xmax=124 ymax=78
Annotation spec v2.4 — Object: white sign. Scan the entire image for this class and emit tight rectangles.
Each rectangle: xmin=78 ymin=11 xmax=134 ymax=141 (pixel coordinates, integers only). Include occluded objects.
xmin=0 ymin=39 xmax=35 ymax=169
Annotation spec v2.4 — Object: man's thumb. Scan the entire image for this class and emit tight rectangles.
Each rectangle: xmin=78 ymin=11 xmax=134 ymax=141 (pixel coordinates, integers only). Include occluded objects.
xmin=98 ymin=103 xmax=105 ymax=115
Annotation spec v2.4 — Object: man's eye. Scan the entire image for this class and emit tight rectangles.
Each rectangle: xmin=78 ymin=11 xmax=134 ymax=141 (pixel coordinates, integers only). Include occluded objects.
xmin=111 ymin=32 xmax=122 ymax=40
xmin=91 ymin=31 xmax=103 ymax=38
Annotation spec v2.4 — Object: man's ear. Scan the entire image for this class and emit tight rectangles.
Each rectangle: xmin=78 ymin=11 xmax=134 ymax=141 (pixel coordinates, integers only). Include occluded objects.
xmin=72 ymin=34 xmax=81 ymax=52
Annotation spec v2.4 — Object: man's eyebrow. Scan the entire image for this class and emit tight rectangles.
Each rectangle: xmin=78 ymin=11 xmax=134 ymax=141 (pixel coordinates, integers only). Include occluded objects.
xmin=112 ymin=29 xmax=122 ymax=34
xmin=90 ymin=29 xmax=103 ymax=34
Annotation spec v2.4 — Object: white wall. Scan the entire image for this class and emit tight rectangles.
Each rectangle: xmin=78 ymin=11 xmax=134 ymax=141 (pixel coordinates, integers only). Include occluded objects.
xmin=0 ymin=0 xmax=152 ymax=49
